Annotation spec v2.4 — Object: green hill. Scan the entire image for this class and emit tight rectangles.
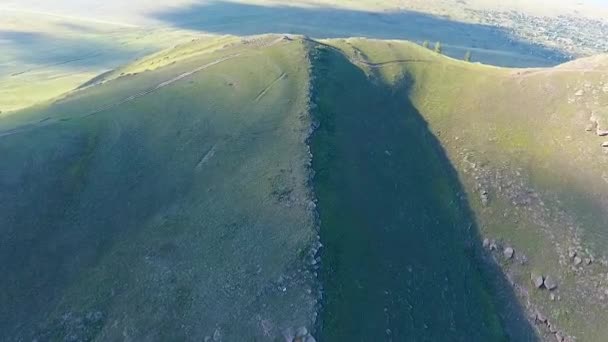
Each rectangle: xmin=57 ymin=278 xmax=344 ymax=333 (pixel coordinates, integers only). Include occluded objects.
xmin=1 ymin=35 xmax=607 ymax=341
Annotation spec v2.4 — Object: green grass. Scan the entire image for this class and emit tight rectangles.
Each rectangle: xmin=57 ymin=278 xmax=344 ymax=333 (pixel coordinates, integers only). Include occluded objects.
xmin=333 ymin=38 xmax=608 ymax=341
xmin=309 ymin=44 xmax=530 ymax=341
xmin=0 ymin=36 xmax=318 ymax=341
xmin=2 ymin=34 xmax=608 ymax=341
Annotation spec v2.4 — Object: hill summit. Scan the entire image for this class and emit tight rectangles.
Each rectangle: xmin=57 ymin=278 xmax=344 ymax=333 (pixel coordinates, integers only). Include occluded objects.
xmin=1 ymin=35 xmax=608 ymax=341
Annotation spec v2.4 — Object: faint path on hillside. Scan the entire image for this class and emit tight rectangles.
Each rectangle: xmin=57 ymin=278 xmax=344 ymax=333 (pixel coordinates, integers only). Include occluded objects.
xmin=0 ymin=36 xmax=290 ymax=138
xmin=308 ymin=38 xmax=434 ymax=69
xmin=80 ymin=36 xmax=289 ymax=117
xmin=0 ymin=54 xmax=242 ymax=138
xmin=84 ymin=54 xmax=242 ymax=117
xmin=513 ymin=68 xmax=608 ymax=78
xmin=359 ymin=59 xmax=433 ymax=67
xmin=254 ymin=72 xmax=287 ymax=102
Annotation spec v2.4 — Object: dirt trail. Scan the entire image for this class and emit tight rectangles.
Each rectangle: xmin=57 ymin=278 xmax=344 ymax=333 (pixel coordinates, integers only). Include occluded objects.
xmin=513 ymin=68 xmax=608 ymax=78
xmin=309 ymin=38 xmax=433 ymax=68
xmin=254 ymin=72 xmax=287 ymax=102
xmin=0 ymin=36 xmax=298 ymax=139
xmin=0 ymin=54 xmax=242 ymax=138
xmin=84 ymin=54 xmax=242 ymax=117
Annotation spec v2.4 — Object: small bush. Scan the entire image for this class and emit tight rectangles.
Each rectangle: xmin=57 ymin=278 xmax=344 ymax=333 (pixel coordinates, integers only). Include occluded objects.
xmin=434 ymin=42 xmax=442 ymax=54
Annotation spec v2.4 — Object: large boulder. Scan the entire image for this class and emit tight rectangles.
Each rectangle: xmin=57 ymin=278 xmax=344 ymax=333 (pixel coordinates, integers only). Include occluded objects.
xmin=544 ymin=276 xmax=558 ymax=291
xmin=503 ymin=247 xmax=515 ymax=260
xmin=531 ymin=273 xmax=544 ymax=289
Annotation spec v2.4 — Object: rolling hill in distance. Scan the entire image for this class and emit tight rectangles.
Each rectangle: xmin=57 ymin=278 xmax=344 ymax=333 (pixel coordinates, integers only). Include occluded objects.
xmin=1 ymin=1 xmax=608 ymax=341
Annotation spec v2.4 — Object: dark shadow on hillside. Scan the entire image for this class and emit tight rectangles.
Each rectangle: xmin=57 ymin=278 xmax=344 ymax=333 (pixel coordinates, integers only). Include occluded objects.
xmin=152 ymin=0 xmax=568 ymax=67
xmin=309 ymin=44 xmax=538 ymax=341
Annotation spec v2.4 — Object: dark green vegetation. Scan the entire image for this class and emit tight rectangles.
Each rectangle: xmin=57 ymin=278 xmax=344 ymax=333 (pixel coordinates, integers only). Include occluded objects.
xmin=1 ymin=34 xmax=608 ymax=341
xmin=434 ymin=41 xmax=442 ymax=54
xmin=464 ymin=50 xmax=472 ymax=62
xmin=309 ymin=45 xmax=533 ymax=341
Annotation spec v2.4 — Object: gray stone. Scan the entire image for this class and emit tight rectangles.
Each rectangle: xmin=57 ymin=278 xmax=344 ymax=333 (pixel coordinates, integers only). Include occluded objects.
xmin=480 ymin=190 xmax=489 ymax=206
xmin=549 ymin=322 xmax=558 ymax=333
xmin=531 ymin=273 xmax=544 ymax=288
xmin=597 ymin=129 xmax=608 ymax=137
xmin=568 ymin=250 xmax=577 ymax=259
xmin=602 ymin=142 xmax=608 ymax=148
xmin=585 ymin=258 xmax=592 ymax=265
xmin=535 ymin=312 xmax=547 ymax=323
xmin=295 ymin=327 xmax=308 ymax=338
xmin=503 ymin=247 xmax=514 ymax=259
xmin=544 ymin=276 xmax=558 ymax=291
xmin=574 ymin=256 xmax=583 ymax=266
xmin=482 ymin=238 xmax=490 ymax=249
xmin=213 ymin=328 xmax=222 ymax=341
xmin=555 ymin=332 xmax=564 ymax=342
xmin=305 ymin=336 xmax=317 ymax=342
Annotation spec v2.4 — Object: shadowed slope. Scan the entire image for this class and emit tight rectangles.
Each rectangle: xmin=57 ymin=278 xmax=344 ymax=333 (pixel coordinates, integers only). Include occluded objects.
xmin=309 ymin=43 xmax=537 ymax=341
xmin=328 ymin=38 xmax=608 ymax=341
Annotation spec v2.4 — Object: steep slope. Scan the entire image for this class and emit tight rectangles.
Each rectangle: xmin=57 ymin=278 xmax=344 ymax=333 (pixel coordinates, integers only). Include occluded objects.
xmin=2 ymin=35 xmax=608 ymax=342
xmin=308 ymin=43 xmax=533 ymax=341
xmin=0 ymin=36 xmax=319 ymax=341
xmin=323 ymin=38 xmax=608 ymax=341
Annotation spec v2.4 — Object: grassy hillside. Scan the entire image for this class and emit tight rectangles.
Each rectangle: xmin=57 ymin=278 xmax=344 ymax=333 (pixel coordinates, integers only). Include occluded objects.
xmin=1 ymin=34 xmax=608 ymax=341
xmin=0 ymin=36 xmax=319 ymax=341
xmin=308 ymin=42 xmax=534 ymax=341
xmin=323 ymin=38 xmax=608 ymax=341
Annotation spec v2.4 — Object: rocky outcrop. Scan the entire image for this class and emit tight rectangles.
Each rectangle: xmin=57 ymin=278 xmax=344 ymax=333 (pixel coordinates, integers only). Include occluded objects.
xmin=504 ymin=247 xmax=515 ymax=260
xmin=544 ymin=276 xmax=558 ymax=291
xmin=531 ymin=273 xmax=545 ymax=289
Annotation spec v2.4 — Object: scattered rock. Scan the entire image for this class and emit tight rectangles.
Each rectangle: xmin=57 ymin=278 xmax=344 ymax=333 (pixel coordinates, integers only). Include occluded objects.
xmin=489 ymin=240 xmax=498 ymax=251
xmin=531 ymin=273 xmax=545 ymax=288
xmin=597 ymin=128 xmax=608 ymax=137
xmin=602 ymin=142 xmax=608 ymax=148
xmin=305 ymin=336 xmax=317 ymax=342
xmin=575 ymin=89 xmax=584 ymax=96
xmin=574 ymin=256 xmax=583 ymax=266
xmin=544 ymin=276 xmax=558 ymax=291
xmin=295 ymin=327 xmax=308 ymax=338
xmin=568 ymin=250 xmax=577 ymax=260
xmin=503 ymin=247 xmax=514 ymax=259
xmin=550 ymin=293 xmax=556 ymax=301
xmin=480 ymin=189 xmax=489 ymax=206
xmin=555 ymin=332 xmax=564 ymax=342
xmin=549 ymin=322 xmax=558 ymax=333
xmin=482 ymin=238 xmax=490 ymax=249
xmin=535 ymin=312 xmax=547 ymax=323
xmin=585 ymin=257 xmax=592 ymax=265
xmin=213 ymin=328 xmax=222 ymax=341
xmin=290 ymin=327 xmax=316 ymax=342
